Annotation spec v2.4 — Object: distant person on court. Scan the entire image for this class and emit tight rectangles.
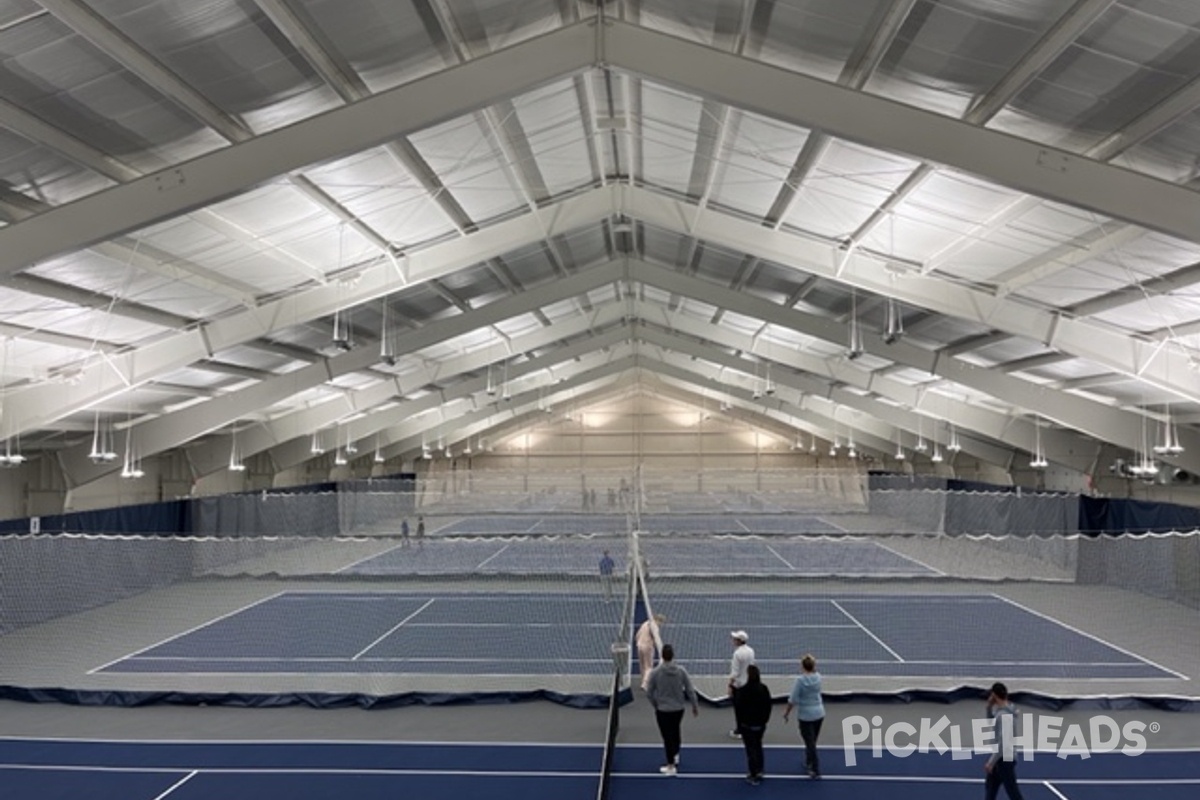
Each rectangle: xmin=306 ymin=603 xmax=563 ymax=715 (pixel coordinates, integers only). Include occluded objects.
xmin=636 ymin=613 xmax=666 ymax=690
xmin=400 ymin=518 xmax=410 ymax=547
xmin=416 ymin=515 xmax=425 ymax=548
xmin=599 ymin=549 xmax=616 ymax=601
xmin=984 ymin=682 xmax=1025 ymax=800
xmin=734 ymin=664 xmax=772 ymax=785
xmin=645 ymin=643 xmax=699 ymax=776
xmin=783 ymin=653 xmax=825 ymax=778
xmin=727 ymin=629 xmax=756 ymax=738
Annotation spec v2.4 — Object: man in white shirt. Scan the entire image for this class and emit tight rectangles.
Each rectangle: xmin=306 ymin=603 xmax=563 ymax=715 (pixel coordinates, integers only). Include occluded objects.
xmin=727 ymin=630 xmax=755 ymax=738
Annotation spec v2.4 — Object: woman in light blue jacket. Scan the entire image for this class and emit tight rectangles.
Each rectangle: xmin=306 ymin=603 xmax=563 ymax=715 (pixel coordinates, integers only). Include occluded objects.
xmin=782 ymin=653 xmax=824 ymax=778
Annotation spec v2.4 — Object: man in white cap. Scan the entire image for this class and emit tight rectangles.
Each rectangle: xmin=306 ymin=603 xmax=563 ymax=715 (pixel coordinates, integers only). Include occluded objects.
xmin=727 ymin=629 xmax=756 ymax=738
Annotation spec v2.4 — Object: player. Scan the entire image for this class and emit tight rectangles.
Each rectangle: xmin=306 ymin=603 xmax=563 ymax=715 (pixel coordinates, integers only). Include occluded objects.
xmin=599 ymin=549 xmax=616 ymax=601
xmin=636 ymin=613 xmax=666 ymax=690
xmin=727 ymin=629 xmax=755 ymax=738
xmin=985 ymin=682 xmax=1025 ymax=800
xmin=734 ymin=664 xmax=772 ymax=784
xmin=644 ymin=643 xmax=699 ymax=775
xmin=783 ymin=653 xmax=824 ymax=778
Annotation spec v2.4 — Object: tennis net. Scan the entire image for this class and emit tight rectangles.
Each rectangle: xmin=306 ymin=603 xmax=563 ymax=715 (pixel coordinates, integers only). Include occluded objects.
xmin=1 ymin=467 xmax=1197 ymax=709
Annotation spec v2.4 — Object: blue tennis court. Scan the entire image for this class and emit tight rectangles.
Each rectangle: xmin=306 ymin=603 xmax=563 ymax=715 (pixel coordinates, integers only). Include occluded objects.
xmin=94 ymin=591 xmax=1179 ymax=682
xmin=638 ymin=593 xmax=1181 ymax=681
xmin=95 ymin=591 xmax=623 ymax=676
xmin=342 ymin=535 xmax=936 ymax=576
xmin=2 ymin=739 xmax=1196 ymax=800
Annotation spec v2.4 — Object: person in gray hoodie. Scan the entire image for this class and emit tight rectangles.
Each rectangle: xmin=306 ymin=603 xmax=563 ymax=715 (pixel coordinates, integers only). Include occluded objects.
xmin=644 ymin=643 xmax=700 ymax=775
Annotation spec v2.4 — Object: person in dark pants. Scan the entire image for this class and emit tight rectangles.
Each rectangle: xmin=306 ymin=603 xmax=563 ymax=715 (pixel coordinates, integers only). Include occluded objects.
xmin=727 ymin=629 xmax=755 ymax=738
xmin=985 ymin=682 xmax=1025 ymax=800
xmin=783 ymin=653 xmax=825 ymax=778
xmin=598 ymin=549 xmax=616 ymax=601
xmin=734 ymin=664 xmax=772 ymax=784
xmin=644 ymin=643 xmax=699 ymax=776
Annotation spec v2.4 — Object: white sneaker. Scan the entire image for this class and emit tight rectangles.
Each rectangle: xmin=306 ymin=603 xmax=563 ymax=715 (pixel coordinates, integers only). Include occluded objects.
xmin=659 ymin=764 xmax=677 ymax=775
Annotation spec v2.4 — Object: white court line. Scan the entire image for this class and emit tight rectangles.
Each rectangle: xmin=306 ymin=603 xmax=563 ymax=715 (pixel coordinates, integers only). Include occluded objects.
xmin=870 ymin=539 xmax=947 ymax=576
xmin=123 ymin=656 xmax=612 ymax=664
xmin=404 ymin=621 xmax=619 ymax=628
xmin=4 ymin=762 xmax=1199 ymax=786
xmin=474 ymin=542 xmax=512 ymax=570
xmin=277 ymin=591 xmax=608 ymax=602
xmin=654 ymin=623 xmax=859 ymax=629
xmin=603 ymin=657 xmax=1175 ymax=668
xmin=1044 ymin=782 xmax=1072 ymax=800
xmin=352 ymin=599 xmax=435 ymax=660
xmin=990 ymin=593 xmax=1190 ymax=681
xmin=816 ymin=516 xmax=848 ymax=533
xmin=334 ymin=540 xmax=408 ymax=574
xmin=764 ymin=544 xmax=794 ymax=569
xmin=0 ymin=763 xmax=598 ymax=778
xmin=9 ymin=762 xmax=1200 ymax=786
xmin=642 ymin=595 xmax=997 ymax=603
xmin=830 ymin=600 xmax=905 ymax=662
xmin=87 ymin=591 xmax=287 ymax=675
xmin=9 ymin=736 xmax=1200 ymax=752
xmin=152 ymin=770 xmax=198 ymax=800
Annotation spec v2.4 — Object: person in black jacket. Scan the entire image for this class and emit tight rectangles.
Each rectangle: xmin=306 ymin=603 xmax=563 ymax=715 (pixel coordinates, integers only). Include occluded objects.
xmin=733 ymin=664 xmax=772 ymax=784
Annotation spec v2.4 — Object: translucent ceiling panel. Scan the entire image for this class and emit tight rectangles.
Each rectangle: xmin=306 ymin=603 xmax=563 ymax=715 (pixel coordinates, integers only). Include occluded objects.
xmin=995 ymin=2 xmax=1200 ymax=151
xmin=297 ymin=0 xmax=447 ymax=92
xmin=780 ymin=139 xmax=919 ymax=239
xmin=511 ymin=80 xmax=594 ymax=197
xmin=868 ymin=0 xmax=1062 ymax=117
xmin=408 ymin=114 xmax=526 ymax=223
xmin=87 ymin=0 xmax=337 ymax=135
xmin=639 ymin=83 xmax=703 ymax=196
xmin=305 ymin=149 xmax=460 ymax=250
xmin=439 ymin=0 xmax=564 ymax=52
xmin=749 ymin=0 xmax=893 ymax=82
xmin=0 ymin=127 xmax=114 ymax=208
xmin=0 ymin=9 xmax=222 ymax=176
xmin=1120 ymin=106 xmax=1200 ymax=184
xmin=708 ymin=111 xmax=809 ymax=220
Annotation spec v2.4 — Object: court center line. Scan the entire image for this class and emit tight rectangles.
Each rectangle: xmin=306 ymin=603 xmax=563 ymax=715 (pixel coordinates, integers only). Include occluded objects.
xmin=829 ymin=600 xmax=905 ymax=662
xmin=474 ymin=542 xmax=512 ymax=570
xmin=1044 ymin=780 xmax=1072 ymax=800
xmin=352 ymin=599 xmax=436 ymax=660
xmin=989 ymin=593 xmax=1189 ymax=680
xmin=152 ymin=770 xmax=198 ymax=800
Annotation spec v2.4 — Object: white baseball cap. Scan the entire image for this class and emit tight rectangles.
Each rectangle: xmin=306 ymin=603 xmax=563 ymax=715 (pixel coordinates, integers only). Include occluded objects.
xmin=730 ymin=630 xmax=749 ymax=642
